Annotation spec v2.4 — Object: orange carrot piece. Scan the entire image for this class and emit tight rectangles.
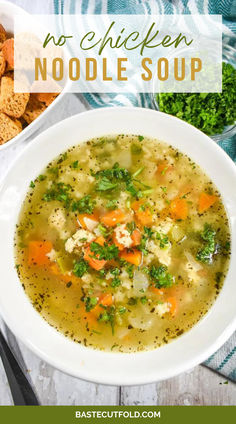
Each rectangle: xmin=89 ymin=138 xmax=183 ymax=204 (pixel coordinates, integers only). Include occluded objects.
xmin=84 ymin=246 xmax=107 ymax=271
xmin=119 ymin=249 xmax=142 ymax=266
xmin=2 ymin=38 xmax=14 ymax=68
xmin=99 ymin=293 xmax=113 ymax=306
xmin=131 ymin=229 xmax=141 ymax=246
xmin=167 ymin=297 xmax=178 ymax=316
xmin=170 ymin=198 xmax=188 ymax=220
xmin=198 ymin=192 xmax=218 ymax=214
xmin=95 ymin=236 xmax=105 ymax=246
xmin=156 ymin=161 xmax=173 ymax=176
xmin=101 ymin=209 xmax=125 ymax=227
xmin=131 ymin=200 xmax=153 ymax=226
xmin=150 ymin=286 xmax=165 ymax=296
xmin=77 ymin=213 xmax=98 ymax=229
xmin=28 ymin=241 xmax=53 ymax=266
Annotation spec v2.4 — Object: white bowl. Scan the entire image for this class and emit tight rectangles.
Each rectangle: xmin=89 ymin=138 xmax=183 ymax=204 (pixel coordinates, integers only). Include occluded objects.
xmin=0 ymin=0 xmax=66 ymax=152
xmin=0 ymin=107 xmax=236 ymax=385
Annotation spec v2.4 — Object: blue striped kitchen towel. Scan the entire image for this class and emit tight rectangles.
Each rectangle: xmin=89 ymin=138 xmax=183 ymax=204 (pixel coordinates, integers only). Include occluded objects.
xmin=54 ymin=0 xmax=236 ymax=382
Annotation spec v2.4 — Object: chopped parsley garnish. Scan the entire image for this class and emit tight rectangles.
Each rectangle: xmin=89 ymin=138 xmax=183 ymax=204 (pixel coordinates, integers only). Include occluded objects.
xmin=126 ymin=221 xmax=136 ymax=234
xmin=138 ymin=226 xmax=153 ymax=256
xmin=97 ymin=223 xmax=110 ymax=238
xmin=42 ymin=182 xmax=72 ymax=208
xmin=71 ymin=195 xmax=96 ymax=214
xmin=140 ymin=296 xmax=148 ymax=304
xmin=38 ymin=174 xmax=47 ymax=181
xmin=128 ymin=297 xmax=138 ymax=306
xmin=144 ymin=226 xmax=154 ymax=238
xmin=72 ymin=160 xmax=79 ymax=169
xmin=149 ymin=265 xmax=174 ymax=288
xmin=118 ymin=306 xmax=126 ymax=314
xmin=90 ymin=242 xmax=119 ymax=261
xmin=156 ymin=232 xmax=169 ymax=249
xmin=30 ymin=181 xmax=35 ymax=188
xmin=110 ymin=267 xmax=121 ymax=276
xmin=98 ymin=306 xmax=116 ymax=334
xmin=73 ymin=259 xmax=89 ymax=277
xmin=106 ymin=199 xmax=118 ymax=210
xmin=196 ymin=223 xmax=216 ymax=263
xmin=57 ymin=152 xmax=68 ymax=164
xmin=126 ymin=264 xmax=134 ymax=278
xmin=111 ymin=277 xmax=121 ymax=288
xmin=138 ymin=135 xmax=144 ymax=141
xmin=85 ymin=296 xmax=98 ymax=312
xmin=48 ymin=167 xmax=59 ymax=178
xmin=156 ymin=62 xmax=236 ymax=136
xmin=94 ymin=162 xmax=150 ymax=199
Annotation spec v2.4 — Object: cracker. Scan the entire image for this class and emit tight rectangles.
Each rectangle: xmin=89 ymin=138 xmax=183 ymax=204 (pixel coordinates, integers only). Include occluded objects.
xmin=0 ymin=50 xmax=6 ymax=77
xmin=32 ymin=92 xmax=58 ymax=106
xmin=2 ymin=38 xmax=14 ymax=69
xmin=22 ymin=94 xmax=46 ymax=124
xmin=0 ymin=112 xmax=22 ymax=145
xmin=0 ymin=75 xmax=29 ymax=118
xmin=0 ymin=24 xmax=6 ymax=46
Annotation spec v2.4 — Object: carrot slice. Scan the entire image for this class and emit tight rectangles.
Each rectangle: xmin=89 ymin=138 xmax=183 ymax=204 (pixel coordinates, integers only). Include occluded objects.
xmin=101 ymin=209 xmax=125 ymax=227
xmin=95 ymin=236 xmax=105 ymax=246
xmin=156 ymin=161 xmax=173 ymax=176
xmin=170 ymin=198 xmax=188 ymax=220
xmin=77 ymin=213 xmax=98 ymax=230
xmin=91 ymin=293 xmax=114 ymax=318
xmin=131 ymin=200 xmax=153 ymax=226
xmin=150 ymin=286 xmax=165 ymax=296
xmin=167 ymin=297 xmax=178 ymax=316
xmin=28 ymin=241 xmax=53 ymax=266
xmin=84 ymin=246 xmax=107 ymax=271
xmin=2 ymin=38 xmax=14 ymax=68
xmin=198 ymin=192 xmax=218 ymax=214
xmin=119 ymin=249 xmax=142 ymax=266
xmin=99 ymin=293 xmax=113 ymax=306
xmin=131 ymin=229 xmax=141 ymax=246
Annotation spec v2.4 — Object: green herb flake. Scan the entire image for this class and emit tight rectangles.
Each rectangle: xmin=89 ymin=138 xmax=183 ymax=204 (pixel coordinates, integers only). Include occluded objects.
xmin=72 ymin=160 xmax=79 ymax=169
xmin=73 ymin=259 xmax=89 ymax=278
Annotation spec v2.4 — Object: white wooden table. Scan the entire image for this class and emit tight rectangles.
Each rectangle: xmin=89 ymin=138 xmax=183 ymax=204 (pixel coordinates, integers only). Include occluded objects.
xmin=0 ymin=0 xmax=236 ymax=406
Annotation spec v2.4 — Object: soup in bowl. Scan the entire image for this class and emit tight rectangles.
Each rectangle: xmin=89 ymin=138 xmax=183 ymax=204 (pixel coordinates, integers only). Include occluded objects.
xmin=0 ymin=107 xmax=236 ymax=384
xmin=15 ymin=134 xmax=230 ymax=353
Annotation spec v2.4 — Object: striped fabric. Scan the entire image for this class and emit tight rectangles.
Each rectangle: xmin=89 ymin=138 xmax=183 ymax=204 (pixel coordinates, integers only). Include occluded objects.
xmin=54 ymin=0 xmax=236 ymax=382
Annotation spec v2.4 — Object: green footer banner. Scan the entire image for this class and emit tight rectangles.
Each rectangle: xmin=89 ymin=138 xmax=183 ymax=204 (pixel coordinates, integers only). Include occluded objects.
xmin=0 ymin=406 xmax=235 ymax=424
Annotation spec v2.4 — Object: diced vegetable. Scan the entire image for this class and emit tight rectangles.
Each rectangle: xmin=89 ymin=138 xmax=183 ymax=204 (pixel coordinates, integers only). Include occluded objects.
xmin=101 ymin=209 xmax=125 ymax=227
xmin=167 ymin=297 xmax=178 ymax=316
xmin=132 ymin=200 xmax=153 ymax=226
xmin=131 ymin=229 xmax=141 ymax=246
xmin=119 ymin=249 xmax=142 ymax=266
xmin=28 ymin=241 xmax=53 ymax=266
xmin=133 ymin=270 xmax=149 ymax=294
xmin=170 ymin=198 xmax=188 ymax=220
xmin=99 ymin=293 xmax=113 ymax=306
xmin=198 ymin=192 xmax=218 ymax=214
xmin=156 ymin=161 xmax=172 ymax=176
xmin=84 ymin=245 xmax=107 ymax=270
xmin=77 ymin=213 xmax=98 ymax=231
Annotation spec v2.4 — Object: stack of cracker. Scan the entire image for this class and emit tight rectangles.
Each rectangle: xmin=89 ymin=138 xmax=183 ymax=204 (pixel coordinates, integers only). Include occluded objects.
xmin=0 ymin=24 xmax=58 ymax=146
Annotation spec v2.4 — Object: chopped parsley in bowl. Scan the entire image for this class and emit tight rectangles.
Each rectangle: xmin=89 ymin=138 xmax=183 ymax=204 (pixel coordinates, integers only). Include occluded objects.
xmin=154 ymin=61 xmax=236 ymax=142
